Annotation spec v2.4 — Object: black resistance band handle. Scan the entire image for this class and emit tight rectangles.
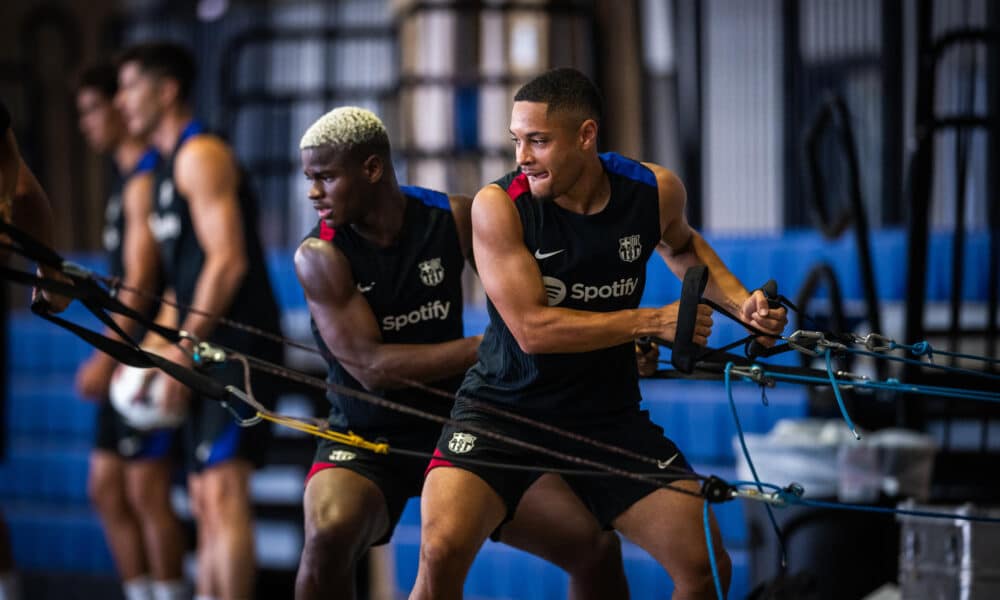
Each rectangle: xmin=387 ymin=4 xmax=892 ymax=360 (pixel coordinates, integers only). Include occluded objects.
xmin=747 ymin=280 xmax=781 ymax=359
xmin=671 ymin=265 xmax=709 ymax=373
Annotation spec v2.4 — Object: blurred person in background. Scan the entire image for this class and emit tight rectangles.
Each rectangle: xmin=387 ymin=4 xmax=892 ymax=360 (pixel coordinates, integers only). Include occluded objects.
xmin=75 ymin=63 xmax=187 ymax=600
xmin=116 ymin=41 xmax=281 ymax=600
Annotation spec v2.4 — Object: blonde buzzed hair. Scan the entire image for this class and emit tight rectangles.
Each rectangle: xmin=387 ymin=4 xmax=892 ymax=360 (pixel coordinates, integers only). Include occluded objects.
xmin=299 ymin=106 xmax=390 ymax=155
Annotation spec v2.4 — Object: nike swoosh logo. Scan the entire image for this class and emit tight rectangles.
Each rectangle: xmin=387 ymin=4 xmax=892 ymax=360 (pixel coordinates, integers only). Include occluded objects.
xmin=534 ymin=249 xmax=565 ymax=260
xmin=357 ymin=282 xmax=375 ymax=293
xmin=657 ymin=453 xmax=679 ymax=469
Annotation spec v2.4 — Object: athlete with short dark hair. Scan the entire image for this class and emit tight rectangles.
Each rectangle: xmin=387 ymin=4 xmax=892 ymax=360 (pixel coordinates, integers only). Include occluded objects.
xmin=411 ymin=67 xmax=788 ymax=600
xmin=116 ymin=41 xmax=282 ymax=600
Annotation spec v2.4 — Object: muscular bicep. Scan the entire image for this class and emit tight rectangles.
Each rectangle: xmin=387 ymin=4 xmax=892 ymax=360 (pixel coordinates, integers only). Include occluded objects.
xmin=472 ymin=186 xmax=549 ymax=327
xmin=294 ymin=238 xmax=385 ymax=383
xmin=449 ymin=193 xmax=475 ymax=269
xmin=642 ymin=162 xmax=697 ymax=278
xmin=175 ymin=137 xmax=247 ymax=263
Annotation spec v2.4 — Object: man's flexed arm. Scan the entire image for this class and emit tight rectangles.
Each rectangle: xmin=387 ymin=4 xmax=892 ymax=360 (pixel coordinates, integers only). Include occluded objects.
xmin=155 ymin=135 xmax=248 ymax=412
xmin=3 ymin=129 xmax=71 ymax=311
xmin=473 ymin=185 xmax=683 ymax=354
xmin=295 ymin=238 xmax=479 ymax=391
xmin=646 ymin=162 xmax=787 ymax=342
xmin=172 ymin=135 xmax=248 ymax=342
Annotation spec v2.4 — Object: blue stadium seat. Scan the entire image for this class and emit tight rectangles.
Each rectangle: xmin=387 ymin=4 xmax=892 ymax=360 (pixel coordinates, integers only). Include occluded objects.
xmin=267 ymin=249 xmax=305 ymax=312
xmin=7 ymin=375 xmax=96 ymax=440
xmin=2 ymin=445 xmax=90 ymax=503
xmin=5 ymin=505 xmax=114 ymax=572
xmin=640 ymin=379 xmax=809 ymax=464
xmin=640 ymin=228 xmax=990 ymax=305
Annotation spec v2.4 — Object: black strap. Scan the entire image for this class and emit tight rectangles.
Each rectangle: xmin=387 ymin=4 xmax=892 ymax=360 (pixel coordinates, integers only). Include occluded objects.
xmin=671 ymin=265 xmax=709 ymax=373
xmin=31 ymin=301 xmax=229 ymax=401
xmin=0 ymin=265 xmax=182 ymax=345
xmin=0 ymin=221 xmax=229 ymax=403
xmin=0 ymin=220 xmax=64 ymax=271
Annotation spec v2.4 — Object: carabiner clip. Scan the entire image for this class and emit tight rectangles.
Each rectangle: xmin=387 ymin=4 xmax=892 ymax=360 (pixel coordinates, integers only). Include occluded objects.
xmin=787 ymin=330 xmax=825 ymax=356
xmin=867 ymin=333 xmax=893 ymax=352
xmin=221 ymin=386 xmax=262 ymax=427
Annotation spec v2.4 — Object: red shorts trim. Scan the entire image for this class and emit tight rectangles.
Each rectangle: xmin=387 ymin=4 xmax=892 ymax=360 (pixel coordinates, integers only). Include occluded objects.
xmin=305 ymin=461 xmax=337 ymax=486
xmin=424 ymin=448 xmax=454 ymax=478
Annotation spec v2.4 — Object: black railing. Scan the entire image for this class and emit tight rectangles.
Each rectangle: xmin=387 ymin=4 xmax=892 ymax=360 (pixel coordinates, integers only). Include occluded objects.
xmin=902 ymin=0 xmax=1000 ymax=500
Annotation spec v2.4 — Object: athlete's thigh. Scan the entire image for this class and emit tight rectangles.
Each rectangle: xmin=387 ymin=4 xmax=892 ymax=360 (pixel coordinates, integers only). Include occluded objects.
xmin=197 ymin=458 xmax=253 ymax=502
xmin=303 ymin=467 xmax=391 ymax=547
xmin=123 ymin=457 xmax=174 ymax=506
xmin=612 ymin=478 xmax=721 ymax=571
xmin=420 ymin=466 xmax=506 ymax=554
xmin=499 ymin=473 xmax=608 ymax=565
xmin=89 ymin=448 xmax=126 ymax=490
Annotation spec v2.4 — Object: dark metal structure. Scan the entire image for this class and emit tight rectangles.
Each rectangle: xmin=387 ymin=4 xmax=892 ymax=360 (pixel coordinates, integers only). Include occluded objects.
xmin=902 ymin=0 xmax=1000 ymax=501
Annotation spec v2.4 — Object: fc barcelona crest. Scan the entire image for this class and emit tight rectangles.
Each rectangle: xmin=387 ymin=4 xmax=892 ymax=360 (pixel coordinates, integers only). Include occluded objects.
xmin=158 ymin=179 xmax=174 ymax=208
xmin=418 ymin=257 xmax=445 ymax=286
xmin=328 ymin=450 xmax=356 ymax=462
xmin=448 ymin=432 xmax=476 ymax=454
xmin=618 ymin=234 xmax=642 ymax=262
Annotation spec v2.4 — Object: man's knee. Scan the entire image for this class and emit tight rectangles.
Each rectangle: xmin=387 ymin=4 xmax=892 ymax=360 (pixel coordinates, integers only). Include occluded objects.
xmin=678 ymin=546 xmax=731 ymax=595
xmin=198 ymin=466 xmax=251 ymax=522
xmin=418 ymin=528 xmax=477 ymax=579
xmin=301 ymin=512 xmax=368 ymax=575
xmin=543 ymin=528 xmax=623 ymax=576
xmin=577 ymin=530 xmax=622 ymax=574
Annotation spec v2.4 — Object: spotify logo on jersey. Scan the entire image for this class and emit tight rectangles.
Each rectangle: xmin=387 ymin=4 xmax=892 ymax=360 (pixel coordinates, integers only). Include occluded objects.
xmin=542 ymin=276 xmax=567 ymax=306
xmin=542 ymin=276 xmax=640 ymax=306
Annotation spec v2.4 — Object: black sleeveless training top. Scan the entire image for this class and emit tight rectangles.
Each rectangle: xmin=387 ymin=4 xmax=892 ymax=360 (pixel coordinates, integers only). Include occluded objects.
xmin=307 ymin=186 xmax=465 ymax=436
xmin=458 ymin=152 xmax=661 ymax=421
xmin=149 ymin=120 xmax=280 ymax=349
xmin=0 ymin=100 xmax=9 ymax=133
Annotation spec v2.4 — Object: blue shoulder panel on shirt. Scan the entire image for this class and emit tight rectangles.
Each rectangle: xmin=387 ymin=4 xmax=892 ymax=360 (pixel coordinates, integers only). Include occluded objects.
xmin=177 ymin=119 xmax=206 ymax=148
xmin=131 ymin=149 xmax=160 ymax=176
xmin=599 ymin=152 xmax=657 ymax=187
xmin=401 ymin=185 xmax=451 ymax=211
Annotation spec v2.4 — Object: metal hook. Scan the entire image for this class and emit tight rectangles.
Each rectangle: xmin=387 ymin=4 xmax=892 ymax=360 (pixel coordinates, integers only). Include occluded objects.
xmin=221 ymin=386 xmax=262 ymax=427
xmin=787 ymin=330 xmax=825 ymax=356
xmin=859 ymin=333 xmax=893 ymax=353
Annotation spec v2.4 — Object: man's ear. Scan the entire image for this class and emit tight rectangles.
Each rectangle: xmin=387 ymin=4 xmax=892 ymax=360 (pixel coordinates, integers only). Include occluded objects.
xmin=157 ymin=77 xmax=181 ymax=108
xmin=578 ymin=118 xmax=598 ymax=150
xmin=363 ymin=154 xmax=384 ymax=183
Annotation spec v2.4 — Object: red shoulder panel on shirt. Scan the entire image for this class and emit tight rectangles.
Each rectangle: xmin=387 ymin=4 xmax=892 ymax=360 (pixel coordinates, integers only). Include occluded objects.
xmin=319 ymin=221 xmax=335 ymax=241
xmin=506 ymin=173 xmax=529 ymax=202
